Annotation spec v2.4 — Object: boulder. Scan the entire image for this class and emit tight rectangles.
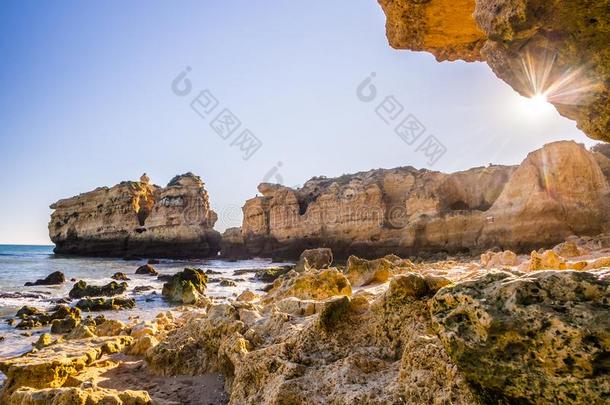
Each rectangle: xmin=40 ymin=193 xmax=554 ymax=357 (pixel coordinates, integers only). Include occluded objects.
xmin=553 ymin=242 xmax=584 ymax=258
xmin=161 ymin=268 xmax=208 ymax=304
xmin=266 ymin=268 xmax=352 ymax=302
xmin=431 ymin=271 xmax=610 ymax=403
xmin=16 ymin=305 xmax=81 ymax=330
xmin=68 ymin=281 xmax=128 ymax=299
xmin=255 ymin=266 xmax=292 ymax=283
xmin=236 ymin=290 xmax=258 ymax=302
xmin=24 ymin=271 xmax=65 ymax=287
xmin=95 ymin=319 xmax=127 ymax=337
xmin=295 ymin=248 xmax=333 ymax=272
xmin=345 ymin=255 xmax=413 ymax=287
xmin=111 ymin=272 xmax=130 ymax=281
xmin=128 ymin=335 xmax=159 ymax=356
xmin=75 ymin=298 xmax=136 ymax=312
xmin=480 ymin=250 xmax=519 ymax=268
xmin=135 ymin=264 xmax=158 ymax=276
xmin=50 ymin=317 xmax=80 ymax=334
xmin=219 ymin=279 xmax=237 ymax=287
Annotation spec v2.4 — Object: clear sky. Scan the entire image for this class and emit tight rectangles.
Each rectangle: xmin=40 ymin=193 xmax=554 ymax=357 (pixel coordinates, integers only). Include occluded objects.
xmin=0 ymin=0 xmax=595 ymax=245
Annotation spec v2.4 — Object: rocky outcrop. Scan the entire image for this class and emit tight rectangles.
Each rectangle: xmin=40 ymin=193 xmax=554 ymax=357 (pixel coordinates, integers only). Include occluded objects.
xmin=144 ymin=251 xmax=609 ymax=404
xmin=161 ymin=268 xmax=208 ymax=305
xmin=377 ymin=0 xmax=610 ymax=142
xmin=69 ymin=281 xmax=128 ymax=299
xmin=0 ymin=336 xmax=133 ymax=400
xmin=235 ymin=142 xmax=610 ymax=259
xmin=431 ymin=270 xmax=610 ymax=403
xmin=49 ymin=173 xmax=221 ymax=258
xmin=24 ymin=271 xmax=65 ymax=287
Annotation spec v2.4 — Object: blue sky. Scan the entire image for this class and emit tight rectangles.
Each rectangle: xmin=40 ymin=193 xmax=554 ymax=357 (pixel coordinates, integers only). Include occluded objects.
xmin=0 ymin=0 xmax=594 ymax=244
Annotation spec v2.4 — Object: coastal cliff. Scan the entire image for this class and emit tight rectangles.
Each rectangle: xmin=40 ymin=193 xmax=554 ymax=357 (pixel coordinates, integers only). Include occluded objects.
xmin=49 ymin=173 xmax=221 ymax=258
xmin=230 ymin=141 xmax=610 ymax=259
xmin=377 ymin=0 xmax=610 ymax=142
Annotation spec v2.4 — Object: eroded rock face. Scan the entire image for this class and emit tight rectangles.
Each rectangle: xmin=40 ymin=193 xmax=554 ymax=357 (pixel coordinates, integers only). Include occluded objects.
xmin=235 ymin=142 xmax=610 ymax=259
xmin=49 ymin=173 xmax=221 ymax=258
xmin=378 ymin=0 xmax=610 ymax=142
xmin=431 ymin=270 xmax=610 ymax=403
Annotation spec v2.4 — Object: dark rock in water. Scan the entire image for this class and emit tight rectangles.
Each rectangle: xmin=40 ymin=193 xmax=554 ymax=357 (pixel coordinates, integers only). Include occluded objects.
xmin=205 ymin=269 xmax=222 ymax=275
xmin=431 ymin=270 xmax=610 ymax=404
xmin=255 ymin=266 xmax=293 ymax=283
xmin=16 ymin=305 xmax=81 ymax=330
xmin=123 ymin=256 xmax=142 ymax=261
xmin=219 ymin=279 xmax=237 ymax=287
xmin=157 ymin=274 xmax=173 ymax=282
xmin=162 ymin=268 xmax=208 ymax=305
xmin=70 ymin=278 xmax=77 ymax=282
xmin=16 ymin=306 xmax=40 ymax=319
xmin=0 ymin=336 xmax=4 ymax=342
xmin=148 ymin=259 xmax=160 ymax=265
xmin=68 ymin=281 xmax=128 ymax=299
xmin=50 ymin=317 xmax=79 ymax=334
xmin=24 ymin=271 xmax=66 ymax=287
xmin=133 ymin=286 xmax=155 ymax=294
xmin=0 ymin=291 xmax=49 ymax=300
xmin=232 ymin=269 xmax=257 ymax=276
xmin=135 ymin=264 xmax=158 ymax=276
xmin=75 ymin=297 xmax=136 ymax=312
xmin=111 ymin=272 xmax=130 ymax=281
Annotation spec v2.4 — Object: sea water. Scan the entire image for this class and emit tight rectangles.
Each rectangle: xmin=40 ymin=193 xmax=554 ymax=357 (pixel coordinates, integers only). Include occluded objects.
xmin=0 ymin=244 xmax=290 ymax=360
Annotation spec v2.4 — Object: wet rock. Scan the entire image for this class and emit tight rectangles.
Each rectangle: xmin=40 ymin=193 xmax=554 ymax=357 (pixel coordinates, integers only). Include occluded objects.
xmin=68 ymin=280 xmax=128 ymax=299
xmin=431 ymin=270 xmax=610 ymax=403
xmin=50 ymin=317 xmax=80 ymax=334
xmin=156 ymin=274 xmax=173 ymax=282
xmin=33 ymin=333 xmax=55 ymax=350
xmin=111 ymin=272 xmax=130 ymax=281
xmin=255 ymin=266 xmax=292 ymax=283
xmin=206 ymin=269 xmax=222 ymax=275
xmin=16 ymin=305 xmax=81 ymax=330
xmin=16 ymin=306 xmax=40 ymax=319
xmin=133 ymin=286 xmax=155 ymax=294
xmin=24 ymin=271 xmax=65 ymax=287
xmin=135 ymin=264 xmax=158 ymax=276
xmin=147 ymin=258 xmax=160 ymax=264
xmin=75 ymin=297 xmax=136 ymax=312
xmin=161 ymin=268 xmax=208 ymax=305
xmin=295 ymin=248 xmax=333 ymax=272
xmin=219 ymin=279 xmax=237 ymax=287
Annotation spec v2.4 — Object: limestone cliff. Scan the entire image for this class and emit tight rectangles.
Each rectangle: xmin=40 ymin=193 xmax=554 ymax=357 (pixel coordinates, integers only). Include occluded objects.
xmin=49 ymin=173 xmax=221 ymax=258
xmin=377 ymin=0 xmax=610 ymax=142
xmin=233 ymin=141 xmax=610 ymax=259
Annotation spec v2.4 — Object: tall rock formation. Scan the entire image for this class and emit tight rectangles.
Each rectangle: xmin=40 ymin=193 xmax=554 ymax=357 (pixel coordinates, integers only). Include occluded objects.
xmin=377 ymin=0 xmax=610 ymax=142
xmin=232 ymin=142 xmax=610 ymax=259
xmin=49 ymin=173 xmax=221 ymax=258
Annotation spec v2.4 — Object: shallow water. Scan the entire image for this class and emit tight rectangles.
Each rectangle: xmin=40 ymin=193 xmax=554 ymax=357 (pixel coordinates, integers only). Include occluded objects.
xmin=0 ymin=244 xmax=292 ymax=360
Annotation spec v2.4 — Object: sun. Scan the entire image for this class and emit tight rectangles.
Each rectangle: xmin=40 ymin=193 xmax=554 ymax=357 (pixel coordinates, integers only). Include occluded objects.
xmin=518 ymin=92 xmax=554 ymax=116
